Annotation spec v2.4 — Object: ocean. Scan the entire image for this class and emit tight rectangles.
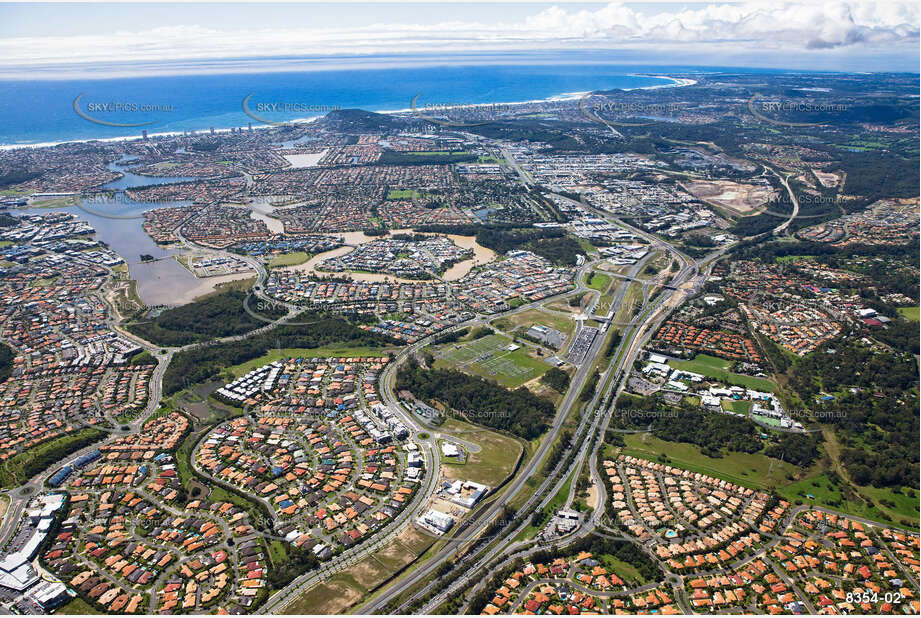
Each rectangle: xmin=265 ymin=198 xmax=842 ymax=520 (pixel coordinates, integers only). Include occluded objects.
xmin=0 ymin=62 xmax=692 ymax=146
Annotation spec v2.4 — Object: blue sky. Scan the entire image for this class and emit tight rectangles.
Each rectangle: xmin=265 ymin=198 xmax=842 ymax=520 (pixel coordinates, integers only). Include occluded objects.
xmin=0 ymin=2 xmax=917 ymax=77
xmin=2 ymin=3 xmax=677 ymax=34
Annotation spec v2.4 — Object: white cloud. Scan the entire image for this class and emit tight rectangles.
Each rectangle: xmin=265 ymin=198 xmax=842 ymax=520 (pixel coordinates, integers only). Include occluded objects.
xmin=0 ymin=1 xmax=915 ymax=73
xmin=520 ymin=1 xmax=917 ymax=49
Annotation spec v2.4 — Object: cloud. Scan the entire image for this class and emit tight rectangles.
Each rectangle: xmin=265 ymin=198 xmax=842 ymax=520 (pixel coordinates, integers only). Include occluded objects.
xmin=0 ymin=1 xmax=916 ymax=74
xmin=521 ymin=1 xmax=917 ymax=49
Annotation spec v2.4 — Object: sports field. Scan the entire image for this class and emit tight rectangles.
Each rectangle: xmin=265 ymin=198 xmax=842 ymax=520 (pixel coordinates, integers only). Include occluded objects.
xmin=491 ymin=308 xmax=574 ymax=336
xmin=386 ymin=188 xmax=425 ymax=199
xmin=669 ymin=354 xmax=776 ymax=392
xmin=434 ymin=333 xmax=549 ymax=388
xmin=721 ymin=399 xmax=751 ymax=414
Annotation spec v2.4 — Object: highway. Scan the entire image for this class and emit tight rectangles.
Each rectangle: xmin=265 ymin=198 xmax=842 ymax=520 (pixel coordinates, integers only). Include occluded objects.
xmin=405 ymin=249 xmax=663 ymax=612
xmin=262 ymin=255 xmax=601 ymax=612
xmin=0 ymin=156 xmax=727 ymax=615
xmin=355 ymin=179 xmax=738 ymax=614
xmin=767 ymin=165 xmax=801 ymax=236
xmin=0 ymin=208 xmax=723 ymax=616
xmin=344 ymin=259 xmax=602 ymax=612
xmin=360 ymin=201 xmax=709 ymax=613
xmin=5 ymin=139 xmax=916 ymax=618
xmin=413 ymin=241 xmax=701 ymax=613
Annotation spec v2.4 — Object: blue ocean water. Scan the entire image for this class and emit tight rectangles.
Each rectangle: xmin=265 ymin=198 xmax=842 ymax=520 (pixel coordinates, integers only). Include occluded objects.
xmin=0 ymin=63 xmax=692 ymax=146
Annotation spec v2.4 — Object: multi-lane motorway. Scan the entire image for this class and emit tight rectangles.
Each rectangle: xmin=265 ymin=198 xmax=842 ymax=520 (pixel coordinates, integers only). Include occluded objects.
xmin=350 ymin=198 xmax=720 ymax=614
xmin=263 ymin=254 xmax=603 ymax=613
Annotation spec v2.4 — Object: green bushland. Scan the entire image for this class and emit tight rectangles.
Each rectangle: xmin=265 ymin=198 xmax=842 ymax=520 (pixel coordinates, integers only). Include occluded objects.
xmin=579 ymin=370 xmax=600 ymax=402
xmin=602 ymin=331 xmax=622 ymax=358
xmin=0 ymin=342 xmax=14 ymax=383
xmin=540 ymin=367 xmax=570 ymax=393
xmin=378 ymin=151 xmax=477 ymax=165
xmin=396 ymin=358 xmax=553 ymax=440
xmin=431 ymin=328 xmax=469 ymax=345
xmin=788 ymin=341 xmax=918 ymax=489
xmin=128 ymin=290 xmax=285 ymax=346
xmin=0 ymin=170 xmax=41 ymax=187
xmin=1 ymin=428 xmax=106 ymax=488
xmin=470 ymin=326 xmax=493 ymax=339
xmin=163 ymin=312 xmax=395 ymax=395
xmin=129 ymin=350 xmax=156 ymax=365
xmin=526 ymin=235 xmax=584 ymax=266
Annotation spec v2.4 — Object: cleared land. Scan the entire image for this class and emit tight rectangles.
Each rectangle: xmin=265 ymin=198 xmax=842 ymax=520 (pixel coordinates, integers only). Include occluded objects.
xmin=897 ymin=306 xmax=919 ymax=321
xmin=858 ymin=484 xmax=920 ymax=525
xmin=491 ymin=308 xmax=574 ymax=337
xmin=682 ymin=179 xmax=776 ymax=216
xmin=438 ymin=417 xmax=524 ymax=487
xmin=386 ymin=189 xmax=429 ymax=200
xmin=622 ymin=433 xmax=798 ymax=490
xmin=268 ymin=251 xmax=311 ymax=267
xmin=779 ymin=474 xmax=918 ymax=528
xmin=587 ymin=271 xmax=612 ymax=292
xmin=812 ymin=168 xmax=841 ymax=188
xmin=57 ymin=597 xmax=103 ymax=615
xmin=281 ymin=527 xmax=433 ymax=615
xmin=544 ymin=293 xmax=587 ymax=314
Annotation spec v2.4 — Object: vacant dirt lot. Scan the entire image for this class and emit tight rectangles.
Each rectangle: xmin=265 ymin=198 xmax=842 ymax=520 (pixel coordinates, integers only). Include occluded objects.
xmin=683 ymin=180 xmax=776 ymax=215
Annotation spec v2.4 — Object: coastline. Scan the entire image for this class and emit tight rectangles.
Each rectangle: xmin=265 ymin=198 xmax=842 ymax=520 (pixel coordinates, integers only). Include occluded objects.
xmin=0 ymin=74 xmax=696 ymax=152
